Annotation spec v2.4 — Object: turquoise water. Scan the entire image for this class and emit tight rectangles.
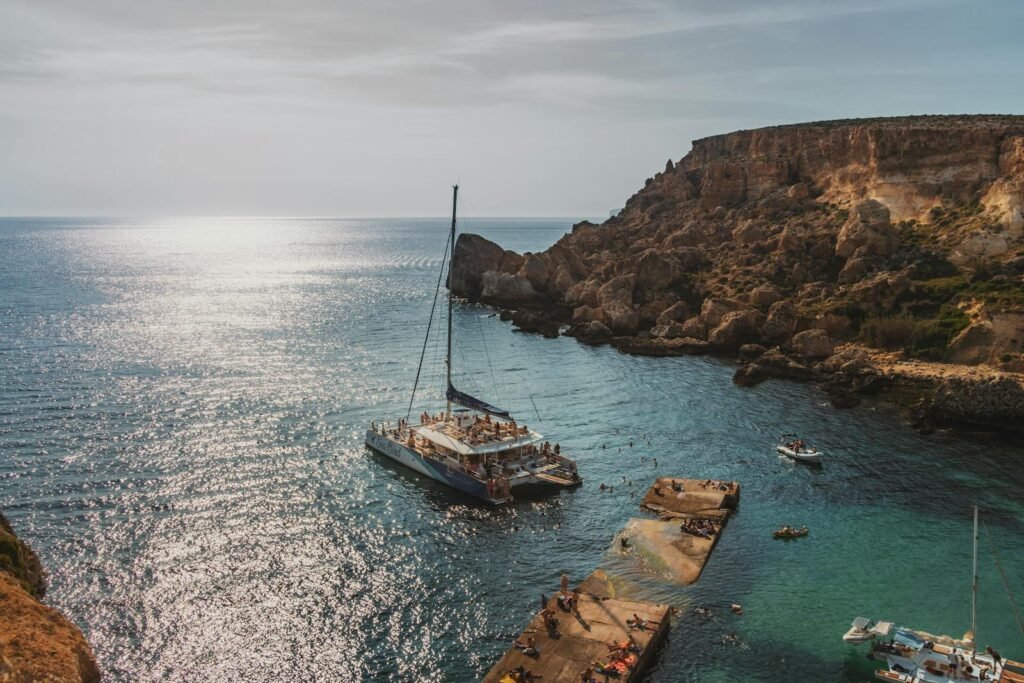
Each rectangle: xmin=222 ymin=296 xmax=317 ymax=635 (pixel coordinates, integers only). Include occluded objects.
xmin=1 ymin=217 xmax=1022 ymax=682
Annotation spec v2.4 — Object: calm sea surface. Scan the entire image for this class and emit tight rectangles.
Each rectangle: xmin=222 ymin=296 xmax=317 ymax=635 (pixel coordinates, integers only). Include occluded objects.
xmin=1 ymin=217 xmax=1023 ymax=682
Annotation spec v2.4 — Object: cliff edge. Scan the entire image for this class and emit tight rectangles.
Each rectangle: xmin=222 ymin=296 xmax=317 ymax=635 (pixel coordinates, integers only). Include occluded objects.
xmin=0 ymin=511 xmax=100 ymax=683
xmin=452 ymin=116 xmax=1024 ymax=431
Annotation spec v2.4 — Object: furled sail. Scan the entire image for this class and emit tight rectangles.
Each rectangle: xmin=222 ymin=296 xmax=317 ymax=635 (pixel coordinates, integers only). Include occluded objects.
xmin=446 ymin=383 xmax=511 ymax=419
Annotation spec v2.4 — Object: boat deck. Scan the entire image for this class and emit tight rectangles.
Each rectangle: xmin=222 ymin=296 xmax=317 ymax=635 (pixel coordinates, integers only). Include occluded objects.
xmin=482 ymin=587 xmax=670 ymax=683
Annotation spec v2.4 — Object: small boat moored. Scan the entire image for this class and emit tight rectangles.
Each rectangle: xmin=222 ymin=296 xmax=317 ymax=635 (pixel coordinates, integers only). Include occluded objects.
xmin=776 ymin=434 xmax=822 ymax=464
xmin=773 ymin=525 xmax=809 ymax=540
xmin=843 ymin=507 xmax=1023 ymax=682
xmin=843 ymin=617 xmax=893 ymax=643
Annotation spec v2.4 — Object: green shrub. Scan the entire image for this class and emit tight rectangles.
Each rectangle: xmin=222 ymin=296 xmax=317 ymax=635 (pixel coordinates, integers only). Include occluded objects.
xmin=913 ymin=275 xmax=969 ymax=302
xmin=861 ymin=316 xmax=916 ymax=349
xmin=860 ymin=306 xmax=970 ymax=360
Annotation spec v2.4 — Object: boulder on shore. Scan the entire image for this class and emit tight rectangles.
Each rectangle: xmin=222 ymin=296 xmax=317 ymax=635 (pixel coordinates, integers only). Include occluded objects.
xmin=733 ymin=348 xmax=818 ymax=387
xmin=787 ymin=329 xmax=835 ymax=359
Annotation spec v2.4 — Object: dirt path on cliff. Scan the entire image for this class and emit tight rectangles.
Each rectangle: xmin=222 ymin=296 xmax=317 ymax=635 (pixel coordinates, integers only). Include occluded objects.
xmin=857 ymin=345 xmax=1024 ymax=386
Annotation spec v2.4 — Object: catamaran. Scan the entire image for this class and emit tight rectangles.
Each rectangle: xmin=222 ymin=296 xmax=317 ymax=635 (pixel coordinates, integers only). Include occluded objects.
xmin=843 ymin=507 xmax=1024 ymax=682
xmin=364 ymin=186 xmax=582 ymax=505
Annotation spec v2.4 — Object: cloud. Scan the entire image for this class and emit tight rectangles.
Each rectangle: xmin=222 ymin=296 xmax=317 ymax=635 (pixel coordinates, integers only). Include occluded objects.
xmin=0 ymin=0 xmax=964 ymax=105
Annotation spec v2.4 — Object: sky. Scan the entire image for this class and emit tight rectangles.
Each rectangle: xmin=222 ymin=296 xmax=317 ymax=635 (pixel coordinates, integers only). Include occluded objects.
xmin=1 ymin=0 xmax=1023 ymax=217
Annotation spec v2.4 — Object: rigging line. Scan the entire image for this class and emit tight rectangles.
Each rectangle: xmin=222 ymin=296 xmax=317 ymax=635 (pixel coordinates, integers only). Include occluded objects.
xmin=529 ymin=394 xmax=543 ymax=425
xmin=406 ymin=233 xmax=452 ymax=421
xmin=982 ymin=519 xmax=1024 ymax=639
xmin=476 ymin=313 xmax=500 ymax=403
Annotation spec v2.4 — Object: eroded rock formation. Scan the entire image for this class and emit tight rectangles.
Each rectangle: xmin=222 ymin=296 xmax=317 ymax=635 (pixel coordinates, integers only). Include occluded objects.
xmin=0 ymin=511 xmax=100 ymax=683
xmin=451 ymin=116 xmax=1024 ymax=431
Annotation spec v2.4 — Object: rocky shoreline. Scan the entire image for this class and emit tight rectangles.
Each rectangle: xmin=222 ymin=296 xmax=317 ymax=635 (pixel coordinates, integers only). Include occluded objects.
xmin=0 ymin=511 xmax=100 ymax=682
xmin=451 ymin=116 xmax=1024 ymax=434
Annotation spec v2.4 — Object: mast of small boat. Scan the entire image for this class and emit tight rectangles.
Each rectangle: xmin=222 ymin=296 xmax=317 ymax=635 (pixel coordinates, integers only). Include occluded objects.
xmin=971 ymin=504 xmax=979 ymax=650
xmin=445 ymin=184 xmax=458 ymax=417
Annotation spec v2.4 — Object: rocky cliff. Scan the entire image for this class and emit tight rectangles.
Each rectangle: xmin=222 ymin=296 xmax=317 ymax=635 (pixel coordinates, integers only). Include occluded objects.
xmin=452 ymin=116 xmax=1024 ymax=430
xmin=0 ymin=511 xmax=100 ymax=682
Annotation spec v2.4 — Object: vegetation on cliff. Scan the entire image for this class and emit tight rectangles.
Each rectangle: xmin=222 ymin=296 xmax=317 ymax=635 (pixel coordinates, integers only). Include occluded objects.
xmin=451 ymin=116 xmax=1024 ymax=429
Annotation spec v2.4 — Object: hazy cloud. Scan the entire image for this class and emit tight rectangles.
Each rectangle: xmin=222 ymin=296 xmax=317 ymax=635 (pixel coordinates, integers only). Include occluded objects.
xmin=1 ymin=0 xmax=1021 ymax=215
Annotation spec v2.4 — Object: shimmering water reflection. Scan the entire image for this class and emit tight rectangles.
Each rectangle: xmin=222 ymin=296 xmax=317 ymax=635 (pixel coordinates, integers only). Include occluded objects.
xmin=0 ymin=217 xmax=1022 ymax=682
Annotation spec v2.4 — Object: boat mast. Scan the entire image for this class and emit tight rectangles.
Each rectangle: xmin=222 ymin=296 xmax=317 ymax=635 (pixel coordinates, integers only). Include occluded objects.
xmin=446 ymin=184 xmax=458 ymax=416
xmin=971 ymin=504 xmax=979 ymax=648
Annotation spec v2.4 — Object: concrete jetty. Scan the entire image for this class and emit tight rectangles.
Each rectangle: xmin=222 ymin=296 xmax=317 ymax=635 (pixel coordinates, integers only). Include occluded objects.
xmin=484 ymin=475 xmax=739 ymax=681
xmin=623 ymin=477 xmax=739 ymax=584
xmin=639 ymin=477 xmax=739 ymax=518
xmin=482 ymin=586 xmax=670 ymax=683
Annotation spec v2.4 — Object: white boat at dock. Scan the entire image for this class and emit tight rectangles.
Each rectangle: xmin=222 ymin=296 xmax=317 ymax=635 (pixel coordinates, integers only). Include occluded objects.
xmin=364 ymin=186 xmax=582 ymax=505
xmin=844 ymin=507 xmax=1024 ymax=682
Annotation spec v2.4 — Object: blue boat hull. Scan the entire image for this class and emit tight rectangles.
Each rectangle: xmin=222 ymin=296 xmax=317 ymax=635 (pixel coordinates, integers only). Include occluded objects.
xmin=364 ymin=430 xmax=505 ymax=504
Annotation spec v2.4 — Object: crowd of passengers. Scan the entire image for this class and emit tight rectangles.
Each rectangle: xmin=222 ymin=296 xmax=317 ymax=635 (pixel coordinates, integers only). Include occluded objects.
xmin=680 ymin=517 xmax=720 ymax=539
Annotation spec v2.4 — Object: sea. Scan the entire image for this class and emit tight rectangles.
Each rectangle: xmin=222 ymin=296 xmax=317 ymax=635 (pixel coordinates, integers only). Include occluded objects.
xmin=1 ymin=216 xmax=1022 ymax=682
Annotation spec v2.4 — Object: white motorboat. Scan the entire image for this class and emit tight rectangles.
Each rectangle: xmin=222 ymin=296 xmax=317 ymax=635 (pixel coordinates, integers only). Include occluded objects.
xmin=776 ymin=434 xmax=822 ymax=464
xmin=843 ymin=617 xmax=893 ymax=643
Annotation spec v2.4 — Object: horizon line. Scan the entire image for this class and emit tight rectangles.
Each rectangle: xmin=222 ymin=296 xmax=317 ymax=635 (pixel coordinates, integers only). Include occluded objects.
xmin=0 ymin=214 xmax=607 ymax=221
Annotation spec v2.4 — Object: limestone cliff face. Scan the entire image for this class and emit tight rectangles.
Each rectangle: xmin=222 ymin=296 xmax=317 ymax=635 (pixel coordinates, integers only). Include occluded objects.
xmin=452 ymin=116 xmax=1024 ymax=370
xmin=678 ymin=117 xmax=1024 ymax=221
xmin=0 ymin=511 xmax=101 ymax=683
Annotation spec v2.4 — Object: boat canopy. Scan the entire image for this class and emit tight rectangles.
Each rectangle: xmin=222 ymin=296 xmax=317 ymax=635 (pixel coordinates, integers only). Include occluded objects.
xmin=870 ymin=621 xmax=894 ymax=637
xmin=894 ymin=629 xmax=925 ymax=649
xmin=446 ymin=383 xmax=511 ymax=419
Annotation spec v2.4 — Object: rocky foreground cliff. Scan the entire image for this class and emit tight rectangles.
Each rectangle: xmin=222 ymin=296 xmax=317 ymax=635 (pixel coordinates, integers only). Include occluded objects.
xmin=0 ymin=511 xmax=100 ymax=682
xmin=452 ymin=116 xmax=1024 ymax=431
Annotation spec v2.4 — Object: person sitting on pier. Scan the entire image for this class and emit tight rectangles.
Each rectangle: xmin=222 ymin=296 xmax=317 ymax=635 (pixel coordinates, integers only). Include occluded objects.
xmin=628 ymin=613 xmax=657 ymax=631
xmin=509 ymin=665 xmax=542 ymax=682
xmin=513 ymin=636 xmax=540 ymax=657
xmin=540 ymin=607 xmax=560 ymax=633
xmin=607 ymin=636 xmax=640 ymax=655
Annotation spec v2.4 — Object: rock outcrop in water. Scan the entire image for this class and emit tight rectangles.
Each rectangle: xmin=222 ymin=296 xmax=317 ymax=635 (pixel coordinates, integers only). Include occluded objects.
xmin=452 ymin=116 xmax=1024 ymax=431
xmin=0 ymin=511 xmax=100 ymax=682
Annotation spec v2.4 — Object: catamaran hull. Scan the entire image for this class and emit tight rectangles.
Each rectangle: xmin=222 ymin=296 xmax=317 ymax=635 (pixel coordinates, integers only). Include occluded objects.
xmin=364 ymin=430 xmax=506 ymax=505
